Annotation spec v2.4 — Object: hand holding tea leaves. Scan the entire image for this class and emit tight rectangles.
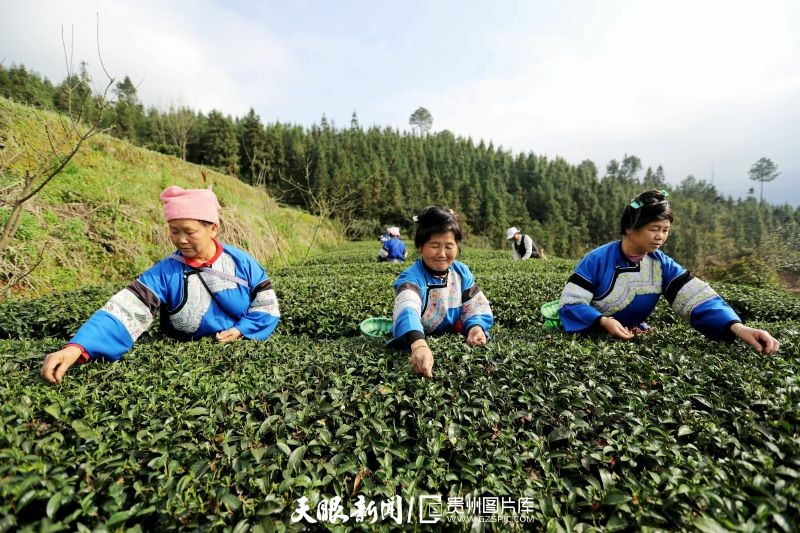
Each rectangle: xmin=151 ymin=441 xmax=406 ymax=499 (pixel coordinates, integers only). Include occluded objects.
xmin=466 ymin=326 xmax=487 ymax=346
xmin=409 ymin=340 xmax=434 ymax=378
xmin=215 ymin=327 xmax=243 ymax=343
xmin=598 ymin=316 xmax=635 ymax=340
xmin=41 ymin=345 xmax=83 ymax=384
xmin=731 ymin=324 xmax=780 ymax=355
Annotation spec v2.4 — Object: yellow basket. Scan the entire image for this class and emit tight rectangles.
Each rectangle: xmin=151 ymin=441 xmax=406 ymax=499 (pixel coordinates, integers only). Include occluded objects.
xmin=359 ymin=317 xmax=393 ymax=338
xmin=540 ymin=300 xmax=562 ymax=329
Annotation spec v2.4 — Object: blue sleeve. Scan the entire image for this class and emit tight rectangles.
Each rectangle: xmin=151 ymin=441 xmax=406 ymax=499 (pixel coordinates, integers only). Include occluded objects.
xmin=558 ymin=254 xmax=603 ymax=332
xmin=660 ymin=252 xmax=740 ymax=341
xmin=388 ymin=267 xmax=426 ymax=349
xmin=235 ymin=305 xmax=280 ymax=340
xmin=70 ymin=309 xmax=137 ymax=362
xmin=687 ymin=297 xmax=741 ymax=340
xmin=69 ymin=274 xmax=163 ymax=361
xmin=233 ymin=258 xmax=280 ymax=340
xmin=458 ymin=264 xmax=493 ymax=335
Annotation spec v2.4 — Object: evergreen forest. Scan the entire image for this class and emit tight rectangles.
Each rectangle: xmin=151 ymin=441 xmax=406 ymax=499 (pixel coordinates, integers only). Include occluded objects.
xmin=2 ymin=62 xmax=798 ymax=286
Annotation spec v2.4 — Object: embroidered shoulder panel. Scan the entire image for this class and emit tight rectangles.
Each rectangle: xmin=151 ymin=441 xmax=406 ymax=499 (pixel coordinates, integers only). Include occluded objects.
xmin=199 ymin=253 xmax=238 ymax=293
xmin=592 ymin=255 xmax=663 ymax=315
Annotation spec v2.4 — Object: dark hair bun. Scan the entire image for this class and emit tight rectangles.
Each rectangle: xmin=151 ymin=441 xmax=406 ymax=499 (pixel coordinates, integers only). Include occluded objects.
xmin=414 ymin=206 xmax=463 ymax=248
xmin=620 ymin=189 xmax=673 ymax=234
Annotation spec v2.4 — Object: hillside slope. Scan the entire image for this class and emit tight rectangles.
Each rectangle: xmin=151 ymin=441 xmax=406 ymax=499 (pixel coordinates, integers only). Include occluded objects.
xmin=0 ymin=97 xmax=340 ymax=296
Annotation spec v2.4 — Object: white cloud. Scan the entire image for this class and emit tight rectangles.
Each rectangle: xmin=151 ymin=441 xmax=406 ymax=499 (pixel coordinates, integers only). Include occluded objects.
xmin=425 ymin=0 xmax=799 ymax=202
xmin=0 ymin=0 xmax=296 ymax=115
xmin=2 ymin=0 xmax=798 ymax=203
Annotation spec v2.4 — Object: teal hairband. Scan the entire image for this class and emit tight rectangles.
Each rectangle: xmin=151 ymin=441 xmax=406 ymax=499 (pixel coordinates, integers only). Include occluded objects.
xmin=630 ymin=190 xmax=669 ymax=209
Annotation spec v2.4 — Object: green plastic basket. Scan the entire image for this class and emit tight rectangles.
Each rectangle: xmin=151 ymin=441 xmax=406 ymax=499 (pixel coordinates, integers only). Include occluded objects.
xmin=540 ymin=300 xmax=562 ymax=329
xmin=359 ymin=317 xmax=393 ymax=338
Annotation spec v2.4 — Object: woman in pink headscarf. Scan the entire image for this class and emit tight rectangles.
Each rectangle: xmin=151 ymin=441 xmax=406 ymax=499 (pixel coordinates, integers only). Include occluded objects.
xmin=41 ymin=186 xmax=281 ymax=384
xmin=377 ymin=226 xmax=407 ymax=263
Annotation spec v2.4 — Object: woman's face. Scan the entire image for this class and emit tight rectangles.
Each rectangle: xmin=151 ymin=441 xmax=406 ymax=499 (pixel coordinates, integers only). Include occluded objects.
xmin=419 ymin=231 xmax=459 ymax=271
xmin=168 ymin=219 xmax=218 ymax=260
xmin=625 ymin=220 xmax=671 ymax=254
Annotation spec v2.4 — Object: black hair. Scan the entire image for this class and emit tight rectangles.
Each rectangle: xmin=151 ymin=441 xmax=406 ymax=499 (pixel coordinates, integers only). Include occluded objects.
xmin=414 ymin=206 xmax=463 ymax=248
xmin=619 ymin=189 xmax=673 ymax=235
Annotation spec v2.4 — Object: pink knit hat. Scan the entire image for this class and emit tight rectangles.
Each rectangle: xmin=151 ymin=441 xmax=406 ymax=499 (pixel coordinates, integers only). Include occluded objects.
xmin=160 ymin=186 xmax=221 ymax=224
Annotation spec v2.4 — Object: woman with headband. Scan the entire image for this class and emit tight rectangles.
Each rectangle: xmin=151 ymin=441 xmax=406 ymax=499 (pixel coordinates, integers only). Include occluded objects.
xmin=41 ymin=185 xmax=281 ymax=384
xmin=558 ymin=189 xmax=780 ymax=354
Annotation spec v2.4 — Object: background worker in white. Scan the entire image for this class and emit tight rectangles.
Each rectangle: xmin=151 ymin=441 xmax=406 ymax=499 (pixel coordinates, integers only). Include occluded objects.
xmin=506 ymin=227 xmax=542 ymax=260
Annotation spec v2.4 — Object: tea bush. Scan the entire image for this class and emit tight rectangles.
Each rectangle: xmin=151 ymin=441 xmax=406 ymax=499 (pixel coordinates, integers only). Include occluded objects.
xmin=1 ymin=242 xmax=799 ymax=531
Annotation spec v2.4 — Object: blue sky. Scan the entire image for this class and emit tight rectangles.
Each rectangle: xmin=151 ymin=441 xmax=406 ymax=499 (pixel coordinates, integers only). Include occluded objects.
xmin=2 ymin=0 xmax=798 ymax=205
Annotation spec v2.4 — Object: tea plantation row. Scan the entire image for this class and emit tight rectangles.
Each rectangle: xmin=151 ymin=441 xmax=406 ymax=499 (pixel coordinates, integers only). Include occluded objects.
xmin=1 ymin=242 xmax=799 ymax=531
xmin=2 ymin=247 xmax=798 ymax=341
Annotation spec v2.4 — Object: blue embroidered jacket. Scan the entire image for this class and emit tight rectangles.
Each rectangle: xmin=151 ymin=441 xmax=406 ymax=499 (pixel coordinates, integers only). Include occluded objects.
xmin=70 ymin=243 xmax=280 ymax=361
xmin=558 ymin=241 xmax=740 ymax=340
xmin=382 ymin=237 xmax=407 ymax=262
xmin=389 ymin=259 xmax=493 ymax=349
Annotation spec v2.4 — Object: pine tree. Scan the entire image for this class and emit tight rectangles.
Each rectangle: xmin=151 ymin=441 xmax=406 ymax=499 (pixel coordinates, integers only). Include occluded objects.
xmin=113 ymin=76 xmax=143 ymax=142
xmin=748 ymin=157 xmax=780 ymax=204
xmin=238 ymin=108 xmax=266 ymax=185
xmin=201 ymin=110 xmax=240 ymax=176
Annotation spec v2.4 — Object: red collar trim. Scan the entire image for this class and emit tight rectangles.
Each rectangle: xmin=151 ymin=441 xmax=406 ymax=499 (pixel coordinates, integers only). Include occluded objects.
xmin=183 ymin=239 xmax=223 ymax=268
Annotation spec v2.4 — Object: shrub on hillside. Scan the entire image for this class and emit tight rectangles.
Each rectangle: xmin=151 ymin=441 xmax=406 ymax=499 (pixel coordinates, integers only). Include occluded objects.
xmin=709 ymin=254 xmax=782 ymax=290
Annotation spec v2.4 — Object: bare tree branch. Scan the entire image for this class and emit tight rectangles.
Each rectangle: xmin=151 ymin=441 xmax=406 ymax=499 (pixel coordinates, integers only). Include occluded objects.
xmin=0 ymin=19 xmax=117 ymax=284
xmin=3 ymin=242 xmax=47 ymax=298
xmin=239 ymin=131 xmax=288 ymax=266
xmin=276 ymin=156 xmax=371 ymax=263
xmin=95 ymin=13 xmax=113 ymax=82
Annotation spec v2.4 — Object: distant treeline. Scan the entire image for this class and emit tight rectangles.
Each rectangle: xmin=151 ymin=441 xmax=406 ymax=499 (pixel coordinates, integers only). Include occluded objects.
xmin=2 ymin=62 xmax=798 ymax=278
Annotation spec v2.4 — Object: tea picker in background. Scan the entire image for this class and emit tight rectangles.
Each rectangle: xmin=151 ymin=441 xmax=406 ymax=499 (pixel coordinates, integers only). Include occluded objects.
xmin=557 ymin=189 xmax=780 ymax=355
xmin=377 ymin=226 xmax=407 ymax=263
xmin=506 ymin=227 xmax=543 ymax=260
xmin=41 ymin=185 xmax=281 ymax=384
xmin=388 ymin=207 xmax=494 ymax=377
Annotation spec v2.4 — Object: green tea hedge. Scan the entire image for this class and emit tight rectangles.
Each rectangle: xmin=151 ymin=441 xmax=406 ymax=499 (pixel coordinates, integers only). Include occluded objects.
xmin=1 ymin=243 xmax=798 ymax=531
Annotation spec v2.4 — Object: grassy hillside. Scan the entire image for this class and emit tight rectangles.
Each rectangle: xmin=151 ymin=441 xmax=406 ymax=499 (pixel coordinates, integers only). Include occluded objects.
xmin=0 ymin=96 xmax=341 ymax=297
xmin=1 ymin=242 xmax=799 ymax=530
